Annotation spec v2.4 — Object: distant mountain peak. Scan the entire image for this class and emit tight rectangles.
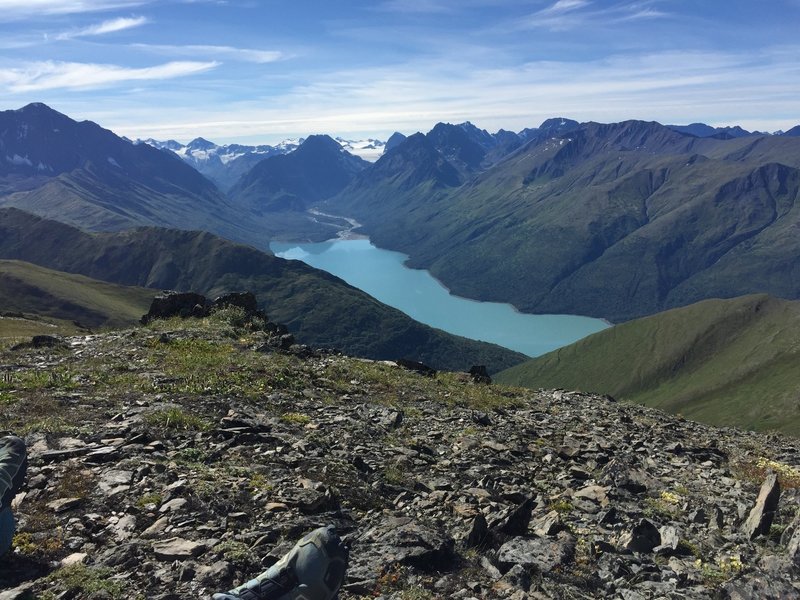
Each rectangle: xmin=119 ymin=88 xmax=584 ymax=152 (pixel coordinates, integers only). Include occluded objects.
xmin=299 ymin=133 xmax=340 ymax=149
xmin=187 ymin=137 xmax=217 ymax=151
xmin=385 ymin=132 xmax=407 ymax=153
xmin=17 ymin=102 xmax=58 ymax=114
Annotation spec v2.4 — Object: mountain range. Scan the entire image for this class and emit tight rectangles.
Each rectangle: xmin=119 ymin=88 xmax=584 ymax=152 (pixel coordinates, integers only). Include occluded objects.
xmin=138 ymin=136 xmax=294 ymax=192
xmin=138 ymin=135 xmax=386 ymax=192
xmin=228 ymin=134 xmax=368 ymax=213
xmin=4 ymin=101 xmax=800 ymax=434
xmin=326 ymin=118 xmax=800 ymax=322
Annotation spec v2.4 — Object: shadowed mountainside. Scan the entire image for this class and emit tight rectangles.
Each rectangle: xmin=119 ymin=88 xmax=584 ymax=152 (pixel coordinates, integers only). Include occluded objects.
xmin=229 ymin=135 xmax=368 ymax=213
xmin=0 ymin=103 xmax=336 ymax=245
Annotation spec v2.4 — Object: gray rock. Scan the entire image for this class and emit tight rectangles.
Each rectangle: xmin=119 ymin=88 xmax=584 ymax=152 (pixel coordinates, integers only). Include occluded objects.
xmin=499 ymin=564 xmax=531 ymax=592
xmin=348 ymin=517 xmax=455 ymax=585
xmin=531 ymin=510 xmax=562 ymax=537
xmin=496 ymin=497 xmax=535 ymax=536
xmin=742 ymin=472 xmax=781 ymax=539
xmin=466 ymin=513 xmax=489 ymax=548
xmin=621 ymin=519 xmax=661 ymax=553
xmin=152 ymin=537 xmax=206 ymax=560
xmin=497 ymin=533 xmax=576 ymax=573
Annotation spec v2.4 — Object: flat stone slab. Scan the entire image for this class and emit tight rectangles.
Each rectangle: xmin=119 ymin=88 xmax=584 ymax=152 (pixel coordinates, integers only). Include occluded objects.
xmin=152 ymin=537 xmax=205 ymax=561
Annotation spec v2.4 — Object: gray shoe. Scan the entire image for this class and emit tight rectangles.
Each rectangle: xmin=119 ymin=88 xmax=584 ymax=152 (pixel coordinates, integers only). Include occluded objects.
xmin=0 ymin=435 xmax=26 ymax=556
xmin=213 ymin=525 xmax=348 ymax=600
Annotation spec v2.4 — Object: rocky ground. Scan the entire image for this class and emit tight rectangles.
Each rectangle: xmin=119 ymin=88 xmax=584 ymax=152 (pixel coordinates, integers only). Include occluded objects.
xmin=0 ymin=308 xmax=799 ymax=599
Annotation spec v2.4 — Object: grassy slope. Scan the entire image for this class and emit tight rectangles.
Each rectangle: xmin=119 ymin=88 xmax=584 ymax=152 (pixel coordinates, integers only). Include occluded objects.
xmin=0 ymin=260 xmax=156 ymax=328
xmin=495 ymin=294 xmax=800 ymax=435
xmin=0 ymin=315 xmax=81 ymax=340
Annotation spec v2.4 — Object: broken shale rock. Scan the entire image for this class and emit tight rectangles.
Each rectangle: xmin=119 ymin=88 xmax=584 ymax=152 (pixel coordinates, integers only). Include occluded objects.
xmin=742 ymin=472 xmax=781 ymax=539
xmin=2 ymin=324 xmax=800 ymax=599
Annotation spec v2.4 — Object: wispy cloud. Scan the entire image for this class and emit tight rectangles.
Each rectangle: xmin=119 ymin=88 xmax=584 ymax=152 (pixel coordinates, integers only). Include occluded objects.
xmin=374 ymin=0 xmax=528 ymax=15
xmin=0 ymin=1 xmax=148 ymax=20
xmin=56 ymin=16 xmax=148 ymax=40
xmin=100 ymin=46 xmax=800 ymax=143
xmin=540 ymin=0 xmax=590 ymax=15
xmin=132 ymin=43 xmax=284 ymax=64
xmin=0 ymin=60 xmax=219 ymax=92
xmin=375 ymin=0 xmax=456 ymax=14
xmin=521 ymin=0 xmax=668 ymax=31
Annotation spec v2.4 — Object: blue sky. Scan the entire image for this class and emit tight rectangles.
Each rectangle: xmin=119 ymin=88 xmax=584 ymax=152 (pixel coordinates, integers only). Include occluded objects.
xmin=0 ymin=0 xmax=798 ymax=144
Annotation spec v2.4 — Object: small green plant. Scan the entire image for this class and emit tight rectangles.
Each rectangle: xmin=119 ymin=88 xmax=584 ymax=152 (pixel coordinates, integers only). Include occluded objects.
xmin=11 ymin=531 xmax=37 ymax=555
xmin=548 ymin=499 xmax=574 ymax=514
xmin=280 ymin=411 xmax=311 ymax=425
xmin=644 ymin=492 xmax=683 ymax=518
xmin=397 ymin=586 xmax=435 ymax=600
xmin=146 ymin=407 xmax=210 ymax=431
xmin=694 ymin=552 xmax=744 ymax=585
xmin=54 ymin=468 xmax=95 ymax=499
xmin=718 ymin=553 xmax=744 ymax=575
xmin=677 ymin=539 xmax=702 ymax=559
xmin=217 ymin=540 xmax=260 ymax=571
xmin=46 ymin=564 xmax=124 ymax=598
xmin=659 ymin=490 xmax=681 ymax=505
xmin=249 ymin=472 xmax=273 ymax=492
xmin=136 ymin=493 xmax=163 ymax=508
xmin=734 ymin=456 xmax=800 ymax=489
xmin=383 ymin=465 xmax=410 ymax=486
xmin=173 ymin=447 xmax=210 ymax=464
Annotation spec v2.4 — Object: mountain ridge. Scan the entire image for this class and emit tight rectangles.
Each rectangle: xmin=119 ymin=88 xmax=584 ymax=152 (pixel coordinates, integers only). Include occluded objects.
xmin=0 ymin=208 xmax=525 ymax=373
xmin=325 ymin=118 xmax=800 ymax=322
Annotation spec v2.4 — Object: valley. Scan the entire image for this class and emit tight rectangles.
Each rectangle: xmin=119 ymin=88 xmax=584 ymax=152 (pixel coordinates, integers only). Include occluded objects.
xmin=271 ymin=237 xmax=608 ymax=357
xmin=3 ymin=4 xmax=800 ymax=599
xmin=2 ymin=101 xmax=800 ymax=435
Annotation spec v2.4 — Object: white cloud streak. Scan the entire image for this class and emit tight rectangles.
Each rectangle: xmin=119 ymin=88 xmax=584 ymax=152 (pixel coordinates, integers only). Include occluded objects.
xmin=540 ymin=0 xmax=590 ymax=15
xmin=100 ymin=47 xmax=800 ymax=143
xmin=56 ymin=16 xmax=148 ymax=40
xmin=132 ymin=43 xmax=283 ymax=64
xmin=0 ymin=1 xmax=148 ymax=20
xmin=521 ymin=0 xmax=667 ymax=31
xmin=0 ymin=60 xmax=219 ymax=92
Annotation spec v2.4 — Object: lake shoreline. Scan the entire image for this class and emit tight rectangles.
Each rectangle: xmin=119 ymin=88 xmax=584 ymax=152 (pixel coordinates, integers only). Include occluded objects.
xmin=270 ymin=236 xmax=609 ymax=357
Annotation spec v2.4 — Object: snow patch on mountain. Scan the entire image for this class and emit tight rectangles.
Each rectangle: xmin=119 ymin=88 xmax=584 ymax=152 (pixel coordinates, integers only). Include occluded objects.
xmin=6 ymin=154 xmax=32 ymax=166
xmin=335 ymin=137 xmax=385 ymax=162
xmin=138 ymin=134 xmax=385 ymax=167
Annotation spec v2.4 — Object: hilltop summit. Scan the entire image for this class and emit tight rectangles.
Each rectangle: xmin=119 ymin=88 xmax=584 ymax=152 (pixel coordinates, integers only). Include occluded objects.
xmin=1 ymin=315 xmax=799 ymax=598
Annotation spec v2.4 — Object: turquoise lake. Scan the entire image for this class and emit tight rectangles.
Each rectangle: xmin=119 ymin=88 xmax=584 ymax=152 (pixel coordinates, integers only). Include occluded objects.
xmin=270 ymin=238 xmax=609 ymax=357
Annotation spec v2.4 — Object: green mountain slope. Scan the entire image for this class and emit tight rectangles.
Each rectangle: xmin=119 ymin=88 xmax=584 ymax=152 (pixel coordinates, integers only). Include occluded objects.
xmin=329 ymin=120 xmax=800 ymax=322
xmin=0 ymin=208 xmax=525 ymax=372
xmin=495 ymin=294 xmax=800 ymax=435
xmin=0 ymin=260 xmax=155 ymax=329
